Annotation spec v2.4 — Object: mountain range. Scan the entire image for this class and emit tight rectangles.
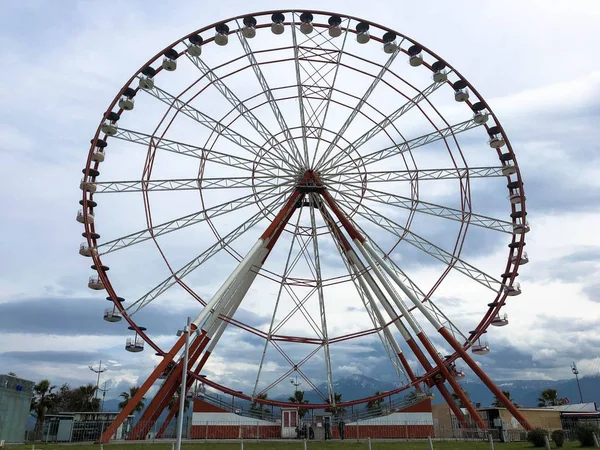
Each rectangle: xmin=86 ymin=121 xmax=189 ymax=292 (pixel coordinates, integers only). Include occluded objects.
xmin=32 ymin=373 xmax=598 ymax=430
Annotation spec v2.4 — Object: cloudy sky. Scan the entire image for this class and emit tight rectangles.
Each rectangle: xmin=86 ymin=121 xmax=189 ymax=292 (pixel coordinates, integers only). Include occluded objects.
xmin=1 ymin=0 xmax=600 ymax=405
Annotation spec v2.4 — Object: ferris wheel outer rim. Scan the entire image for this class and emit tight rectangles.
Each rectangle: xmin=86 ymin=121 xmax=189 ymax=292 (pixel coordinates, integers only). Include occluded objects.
xmin=81 ymin=9 xmax=527 ymax=404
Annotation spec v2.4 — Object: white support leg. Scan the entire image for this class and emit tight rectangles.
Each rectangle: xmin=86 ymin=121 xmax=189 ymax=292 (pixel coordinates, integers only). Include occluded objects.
xmin=362 ymin=240 xmax=444 ymax=331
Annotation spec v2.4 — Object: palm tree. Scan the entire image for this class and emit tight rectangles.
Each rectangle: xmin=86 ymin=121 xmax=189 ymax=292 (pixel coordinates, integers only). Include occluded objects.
xmin=366 ymin=391 xmax=384 ymax=414
xmin=72 ymin=384 xmax=99 ymax=411
xmin=167 ymin=394 xmax=190 ymax=418
xmin=288 ymin=390 xmax=310 ymax=419
xmin=30 ymin=379 xmax=57 ymax=436
xmin=325 ymin=392 xmax=346 ymax=416
xmin=492 ymin=390 xmax=518 ymax=408
xmin=537 ymin=389 xmax=568 ymax=407
xmin=250 ymin=393 xmax=270 ymax=419
xmin=118 ymin=386 xmax=146 ymax=413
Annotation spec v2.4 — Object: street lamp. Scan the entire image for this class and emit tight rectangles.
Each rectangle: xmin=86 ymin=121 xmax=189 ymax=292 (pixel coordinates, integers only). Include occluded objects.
xmin=88 ymin=360 xmax=108 ymax=401
xmin=571 ymin=362 xmax=584 ymax=403
xmin=175 ymin=317 xmax=192 ymax=450
xmin=97 ymin=381 xmax=112 ymax=412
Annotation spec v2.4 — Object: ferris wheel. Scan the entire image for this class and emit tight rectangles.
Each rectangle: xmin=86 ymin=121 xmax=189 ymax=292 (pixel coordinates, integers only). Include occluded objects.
xmin=78 ymin=10 xmax=533 ymax=441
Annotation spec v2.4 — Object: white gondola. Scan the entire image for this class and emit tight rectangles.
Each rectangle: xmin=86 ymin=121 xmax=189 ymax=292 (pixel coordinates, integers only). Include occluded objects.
xmin=188 ymin=43 xmax=202 ymax=57
xmin=118 ymin=96 xmax=134 ymax=111
xmin=502 ymin=163 xmax=517 ymax=176
xmin=80 ymin=179 xmax=97 ymax=193
xmin=271 ymin=16 xmax=285 ymax=35
xmin=454 ymin=88 xmax=469 ymax=102
xmin=511 ymin=251 xmax=529 ymax=265
xmin=215 ymin=23 xmax=229 ymax=46
xmin=103 ymin=308 xmax=122 ymax=322
xmin=79 ymin=243 xmax=96 ymax=257
xmin=299 ymin=13 xmax=314 ymax=34
xmin=77 ymin=210 xmax=94 ymax=224
xmin=512 ymin=221 xmax=530 ymax=235
xmin=139 ymin=75 xmax=154 ymax=89
xmin=508 ymin=191 xmax=525 ymax=204
xmin=356 ymin=22 xmax=370 ymax=43
xmin=242 ymin=25 xmax=256 ymax=38
xmin=409 ymin=53 xmax=423 ymax=67
xmin=88 ymin=275 xmax=105 ymax=290
xmin=125 ymin=337 xmax=144 ymax=353
xmin=433 ymin=69 xmax=447 ymax=83
xmin=473 ymin=111 xmax=489 ymax=124
xmin=472 ymin=342 xmax=490 ymax=355
xmin=328 ymin=15 xmax=343 ymax=38
xmin=504 ymin=282 xmax=522 ymax=296
xmin=162 ymin=56 xmax=177 ymax=71
xmin=454 ymin=370 xmax=465 ymax=379
xmin=92 ymin=148 xmax=105 ymax=162
xmin=491 ymin=313 xmax=509 ymax=327
xmin=101 ymin=121 xmax=117 ymax=136
xmin=489 ymin=135 xmax=506 ymax=149
xmin=382 ymin=33 xmax=397 ymax=54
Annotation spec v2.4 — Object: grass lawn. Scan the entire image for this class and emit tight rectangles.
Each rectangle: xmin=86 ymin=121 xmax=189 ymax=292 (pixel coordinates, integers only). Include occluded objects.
xmin=9 ymin=441 xmax=585 ymax=450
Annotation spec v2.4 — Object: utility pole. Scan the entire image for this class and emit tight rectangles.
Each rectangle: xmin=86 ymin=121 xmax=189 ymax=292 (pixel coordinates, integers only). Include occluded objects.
xmin=98 ymin=381 xmax=112 ymax=412
xmin=571 ymin=362 xmax=584 ymax=403
xmin=89 ymin=360 xmax=108 ymax=401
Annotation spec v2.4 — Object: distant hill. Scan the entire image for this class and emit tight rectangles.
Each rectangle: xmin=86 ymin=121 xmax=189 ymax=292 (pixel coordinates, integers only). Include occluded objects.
xmin=28 ymin=373 xmax=599 ymax=431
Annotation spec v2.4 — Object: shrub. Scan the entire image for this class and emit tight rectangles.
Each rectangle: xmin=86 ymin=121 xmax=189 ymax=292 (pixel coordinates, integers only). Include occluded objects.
xmin=551 ymin=429 xmax=564 ymax=447
xmin=576 ymin=422 xmax=600 ymax=447
xmin=527 ymin=427 xmax=548 ymax=447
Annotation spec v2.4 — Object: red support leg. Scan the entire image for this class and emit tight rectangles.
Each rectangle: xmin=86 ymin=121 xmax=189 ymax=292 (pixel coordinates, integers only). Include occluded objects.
xmin=405 ymin=338 xmax=470 ymax=428
xmin=97 ymin=333 xmax=188 ymax=443
xmin=417 ymin=332 xmax=487 ymax=429
xmin=439 ymin=327 xmax=532 ymax=430
xmin=129 ymin=334 xmax=208 ymax=439
xmin=156 ymin=350 xmax=214 ymax=438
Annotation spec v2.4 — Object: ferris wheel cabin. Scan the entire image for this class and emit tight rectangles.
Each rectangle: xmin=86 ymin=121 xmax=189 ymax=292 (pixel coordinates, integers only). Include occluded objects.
xmin=472 ymin=342 xmax=490 ymax=355
xmin=491 ymin=313 xmax=509 ymax=327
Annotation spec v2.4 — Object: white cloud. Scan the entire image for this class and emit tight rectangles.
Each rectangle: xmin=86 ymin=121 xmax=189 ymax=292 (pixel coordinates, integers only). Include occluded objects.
xmin=1 ymin=0 xmax=599 ymax=407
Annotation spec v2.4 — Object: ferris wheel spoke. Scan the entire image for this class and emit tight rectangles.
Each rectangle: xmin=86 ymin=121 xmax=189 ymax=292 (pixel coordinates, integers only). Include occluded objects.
xmin=112 ymin=127 xmax=289 ymax=177
xmin=323 ymin=166 xmax=505 ymax=185
xmin=123 ymin=193 xmax=289 ymax=315
xmin=253 ymin=207 xmax=308 ymax=397
xmin=93 ymin=176 xmax=293 ymax=194
xmin=289 ymin=16 xmax=351 ymax=169
xmin=318 ymin=78 xmax=448 ymax=172
xmin=139 ymin=82 xmax=298 ymax=172
xmin=331 ymin=185 xmax=513 ymax=233
xmin=335 ymin=194 xmax=502 ymax=292
xmin=97 ymin=187 xmax=285 ymax=255
xmin=183 ymin=48 xmax=299 ymax=170
xmin=308 ymin=193 xmax=335 ymax=404
xmin=321 ymin=203 xmax=409 ymax=383
xmin=234 ymin=22 xmax=306 ymax=168
xmin=358 ymin=232 xmax=469 ymax=343
xmin=315 ymin=48 xmax=402 ymax=170
xmin=325 ymin=119 xmax=482 ymax=179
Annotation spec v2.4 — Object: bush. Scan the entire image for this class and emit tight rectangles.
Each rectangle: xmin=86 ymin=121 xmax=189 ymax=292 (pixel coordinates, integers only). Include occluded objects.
xmin=551 ymin=429 xmax=564 ymax=447
xmin=527 ymin=427 xmax=548 ymax=447
xmin=576 ymin=422 xmax=600 ymax=447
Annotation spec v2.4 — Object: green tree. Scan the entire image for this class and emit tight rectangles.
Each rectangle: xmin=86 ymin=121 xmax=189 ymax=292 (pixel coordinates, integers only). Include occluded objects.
xmin=71 ymin=384 xmax=100 ymax=411
xmin=7 ymin=372 xmax=17 ymax=376
xmin=167 ymin=394 xmax=190 ymax=418
xmin=325 ymin=392 xmax=346 ymax=416
xmin=492 ymin=390 xmax=518 ymax=408
xmin=118 ymin=386 xmax=146 ymax=413
xmin=250 ymin=392 xmax=270 ymax=419
xmin=451 ymin=389 xmax=471 ymax=408
xmin=537 ymin=389 xmax=567 ymax=407
xmin=30 ymin=380 xmax=57 ymax=436
xmin=288 ymin=390 xmax=310 ymax=419
xmin=366 ymin=391 xmax=384 ymax=414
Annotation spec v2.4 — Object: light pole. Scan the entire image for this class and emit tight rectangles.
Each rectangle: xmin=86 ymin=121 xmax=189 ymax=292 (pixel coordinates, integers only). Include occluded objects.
xmin=89 ymin=360 xmax=108 ymax=401
xmin=290 ymin=375 xmax=302 ymax=396
xmin=98 ymin=381 xmax=112 ymax=412
xmin=175 ymin=317 xmax=191 ymax=450
xmin=571 ymin=362 xmax=584 ymax=403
